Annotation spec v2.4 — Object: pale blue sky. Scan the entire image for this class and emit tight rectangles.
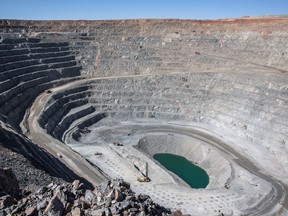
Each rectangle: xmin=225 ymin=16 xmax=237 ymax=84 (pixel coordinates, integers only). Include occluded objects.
xmin=0 ymin=0 xmax=287 ymax=20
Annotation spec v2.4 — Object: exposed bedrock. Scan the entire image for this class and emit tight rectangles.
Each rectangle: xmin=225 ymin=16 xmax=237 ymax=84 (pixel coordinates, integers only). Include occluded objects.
xmin=35 ymin=71 xmax=288 ymax=215
xmin=1 ymin=19 xmax=287 ymax=76
xmin=0 ymin=18 xmax=288 ymax=215
xmin=39 ymin=72 xmax=288 ymax=178
xmin=63 ymin=119 xmax=283 ymax=215
xmin=0 ymin=122 xmax=93 ymax=189
xmin=0 ymin=37 xmax=82 ymax=128
xmin=137 ymin=133 xmax=231 ymax=188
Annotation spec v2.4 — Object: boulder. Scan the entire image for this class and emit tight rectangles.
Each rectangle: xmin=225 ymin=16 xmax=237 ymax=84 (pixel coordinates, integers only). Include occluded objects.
xmin=114 ymin=189 xmax=125 ymax=202
xmin=104 ymin=197 xmax=111 ymax=208
xmin=84 ymin=189 xmax=95 ymax=204
xmin=121 ymin=200 xmax=131 ymax=210
xmin=0 ymin=168 xmax=19 ymax=195
xmin=118 ymin=180 xmax=130 ymax=190
xmin=0 ymin=195 xmax=15 ymax=208
xmin=25 ymin=206 xmax=37 ymax=216
xmin=106 ymin=189 xmax=115 ymax=200
xmin=97 ymin=181 xmax=110 ymax=194
xmin=72 ymin=180 xmax=80 ymax=191
xmin=91 ymin=208 xmax=104 ymax=216
xmin=36 ymin=199 xmax=48 ymax=210
xmin=44 ymin=193 xmax=64 ymax=216
xmin=64 ymin=202 xmax=73 ymax=214
xmin=71 ymin=207 xmax=83 ymax=216
xmin=104 ymin=207 xmax=112 ymax=216
xmin=36 ymin=186 xmax=48 ymax=195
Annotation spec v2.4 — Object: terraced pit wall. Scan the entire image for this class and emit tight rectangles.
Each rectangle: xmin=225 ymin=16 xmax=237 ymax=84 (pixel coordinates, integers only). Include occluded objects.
xmin=0 ymin=18 xmax=288 ymax=190
xmin=1 ymin=18 xmax=287 ymax=77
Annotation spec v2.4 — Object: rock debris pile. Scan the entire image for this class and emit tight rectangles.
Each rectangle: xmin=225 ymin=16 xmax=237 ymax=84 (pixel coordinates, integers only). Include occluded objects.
xmin=0 ymin=168 xmax=177 ymax=216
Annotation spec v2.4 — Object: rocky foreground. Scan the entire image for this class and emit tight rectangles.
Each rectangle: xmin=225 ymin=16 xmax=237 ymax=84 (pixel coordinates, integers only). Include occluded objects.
xmin=0 ymin=168 xmax=185 ymax=216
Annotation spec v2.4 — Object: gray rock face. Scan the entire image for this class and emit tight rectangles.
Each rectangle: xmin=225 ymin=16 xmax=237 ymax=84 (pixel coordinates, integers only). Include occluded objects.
xmin=0 ymin=18 xmax=287 ymax=216
xmin=0 ymin=35 xmax=82 ymax=129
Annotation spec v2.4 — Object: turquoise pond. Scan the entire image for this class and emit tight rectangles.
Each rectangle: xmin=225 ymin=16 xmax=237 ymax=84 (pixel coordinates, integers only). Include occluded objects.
xmin=153 ymin=153 xmax=209 ymax=188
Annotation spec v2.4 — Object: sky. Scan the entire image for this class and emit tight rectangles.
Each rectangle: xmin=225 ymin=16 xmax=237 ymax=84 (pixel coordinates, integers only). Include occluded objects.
xmin=0 ymin=0 xmax=287 ymax=20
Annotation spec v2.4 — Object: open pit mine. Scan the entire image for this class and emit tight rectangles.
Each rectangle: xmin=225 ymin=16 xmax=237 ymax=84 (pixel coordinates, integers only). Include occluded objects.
xmin=0 ymin=17 xmax=288 ymax=215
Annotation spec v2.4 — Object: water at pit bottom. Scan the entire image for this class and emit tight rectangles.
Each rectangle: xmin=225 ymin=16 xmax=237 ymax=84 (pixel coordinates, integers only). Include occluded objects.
xmin=153 ymin=153 xmax=209 ymax=188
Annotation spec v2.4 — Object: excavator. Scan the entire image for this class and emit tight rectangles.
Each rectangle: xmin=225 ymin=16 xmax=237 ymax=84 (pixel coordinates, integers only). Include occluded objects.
xmin=137 ymin=162 xmax=151 ymax=182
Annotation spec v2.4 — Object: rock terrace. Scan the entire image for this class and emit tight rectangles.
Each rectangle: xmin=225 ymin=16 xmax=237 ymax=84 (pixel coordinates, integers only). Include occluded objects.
xmin=0 ymin=17 xmax=288 ymax=215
